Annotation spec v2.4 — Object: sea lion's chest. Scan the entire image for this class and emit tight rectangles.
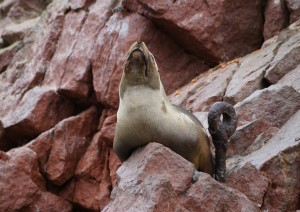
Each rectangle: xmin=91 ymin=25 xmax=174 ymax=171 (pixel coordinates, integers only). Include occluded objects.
xmin=117 ymin=86 xmax=197 ymax=143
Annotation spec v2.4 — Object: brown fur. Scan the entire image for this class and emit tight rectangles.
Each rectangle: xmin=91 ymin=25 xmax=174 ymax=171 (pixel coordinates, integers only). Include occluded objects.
xmin=114 ymin=41 xmax=214 ymax=176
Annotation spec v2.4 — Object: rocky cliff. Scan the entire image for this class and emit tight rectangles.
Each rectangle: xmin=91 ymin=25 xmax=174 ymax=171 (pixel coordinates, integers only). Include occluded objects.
xmin=0 ymin=0 xmax=299 ymax=211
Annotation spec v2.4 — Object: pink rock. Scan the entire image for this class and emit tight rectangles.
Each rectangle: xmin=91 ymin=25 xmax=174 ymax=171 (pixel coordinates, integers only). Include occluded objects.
xmin=58 ymin=1 xmax=113 ymax=100
xmin=224 ymin=42 xmax=279 ymax=105
xmin=2 ymin=87 xmax=74 ymax=146
xmin=42 ymin=10 xmax=87 ymax=91
xmin=263 ymin=0 xmax=289 ymax=40
xmin=285 ymin=0 xmax=300 ymax=23
xmin=181 ymin=173 xmax=259 ymax=211
xmin=227 ymin=119 xmax=278 ymax=157
xmin=0 ymin=149 xmax=40 ymax=211
xmin=265 ymin=31 xmax=300 ymax=84
xmin=170 ymin=62 xmax=237 ymax=112
xmin=0 ymin=147 xmax=43 ymax=211
xmin=229 ymin=110 xmax=300 ymax=211
xmin=72 ymin=111 xmax=120 ymax=211
xmin=104 ymin=143 xmax=259 ymax=211
xmin=105 ymin=175 xmax=186 ymax=212
xmin=5 ymin=0 xmax=47 ymax=21
xmin=123 ymin=0 xmax=264 ymax=64
xmin=0 ymin=41 xmax=23 ymax=74
xmin=70 ymin=0 xmax=90 ymax=10
xmin=226 ymin=163 xmax=269 ymax=207
xmin=116 ymin=142 xmax=195 ymax=194
xmin=24 ymin=192 xmax=73 ymax=212
xmin=45 ymin=106 xmax=98 ymax=185
xmin=1 ymin=17 xmax=39 ymax=44
xmin=92 ymin=11 xmax=209 ymax=108
xmin=0 ymin=147 xmax=73 ymax=211
xmin=26 ymin=129 xmax=54 ymax=174
xmin=277 ymin=64 xmax=300 ymax=92
xmin=235 ymin=85 xmax=300 ymax=127
xmin=0 ymin=0 xmax=72 ymax=146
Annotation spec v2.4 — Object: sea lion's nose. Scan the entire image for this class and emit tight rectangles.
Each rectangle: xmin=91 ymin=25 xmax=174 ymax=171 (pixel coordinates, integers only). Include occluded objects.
xmin=137 ymin=41 xmax=143 ymax=47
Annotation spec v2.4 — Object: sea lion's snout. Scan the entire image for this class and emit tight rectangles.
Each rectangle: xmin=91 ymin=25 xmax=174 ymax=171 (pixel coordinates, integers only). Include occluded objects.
xmin=125 ymin=48 xmax=148 ymax=78
xmin=122 ymin=41 xmax=160 ymax=88
xmin=130 ymin=50 xmax=144 ymax=62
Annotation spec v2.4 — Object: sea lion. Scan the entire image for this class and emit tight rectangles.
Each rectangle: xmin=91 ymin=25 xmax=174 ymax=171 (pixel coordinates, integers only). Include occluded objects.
xmin=113 ymin=41 xmax=237 ymax=181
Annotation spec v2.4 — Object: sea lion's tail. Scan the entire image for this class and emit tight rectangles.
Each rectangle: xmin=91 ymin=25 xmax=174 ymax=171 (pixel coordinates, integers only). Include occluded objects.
xmin=208 ymin=102 xmax=237 ymax=182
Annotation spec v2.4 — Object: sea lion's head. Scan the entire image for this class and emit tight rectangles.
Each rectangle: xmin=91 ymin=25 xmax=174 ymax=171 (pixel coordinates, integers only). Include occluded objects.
xmin=120 ymin=41 xmax=160 ymax=93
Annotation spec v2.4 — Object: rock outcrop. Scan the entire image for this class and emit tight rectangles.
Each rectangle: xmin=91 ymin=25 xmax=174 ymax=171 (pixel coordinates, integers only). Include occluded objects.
xmin=104 ymin=143 xmax=259 ymax=212
xmin=0 ymin=0 xmax=299 ymax=211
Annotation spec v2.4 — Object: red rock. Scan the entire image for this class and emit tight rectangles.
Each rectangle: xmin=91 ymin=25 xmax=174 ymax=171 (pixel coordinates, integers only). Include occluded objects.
xmin=227 ymin=119 xmax=278 ymax=157
xmin=224 ymin=42 xmax=279 ymax=105
xmin=26 ymin=129 xmax=54 ymax=174
xmin=58 ymin=1 xmax=113 ymax=100
xmin=0 ymin=147 xmax=73 ymax=211
xmin=265 ymin=31 xmax=300 ymax=84
xmin=1 ymin=87 xmax=74 ymax=147
xmin=43 ymin=10 xmax=87 ymax=91
xmin=0 ymin=41 xmax=23 ymax=74
xmin=45 ymin=107 xmax=98 ymax=185
xmin=72 ymin=133 xmax=111 ymax=211
xmin=231 ymin=110 xmax=300 ymax=211
xmin=226 ymin=163 xmax=269 ymax=207
xmin=0 ymin=147 xmax=43 ymax=211
xmin=123 ymin=0 xmax=264 ymax=64
xmin=104 ymin=143 xmax=259 ymax=211
xmin=277 ymin=64 xmax=300 ymax=92
xmin=70 ymin=0 xmax=90 ymax=10
xmin=241 ymin=126 xmax=279 ymax=156
xmin=105 ymin=175 xmax=186 ymax=212
xmin=116 ymin=142 xmax=195 ymax=194
xmin=170 ymin=62 xmax=237 ymax=112
xmin=0 ymin=0 xmax=71 ymax=146
xmin=72 ymin=111 xmax=120 ymax=211
xmin=23 ymin=192 xmax=73 ymax=212
xmin=92 ymin=11 xmax=209 ymax=108
xmin=181 ymin=173 xmax=259 ymax=211
xmin=235 ymin=85 xmax=300 ymax=127
xmin=263 ymin=0 xmax=289 ymax=40
xmin=4 ymin=0 xmax=47 ymax=21
xmin=260 ymin=144 xmax=300 ymax=211
xmin=1 ymin=17 xmax=39 ymax=44
xmin=285 ymin=0 xmax=300 ymax=23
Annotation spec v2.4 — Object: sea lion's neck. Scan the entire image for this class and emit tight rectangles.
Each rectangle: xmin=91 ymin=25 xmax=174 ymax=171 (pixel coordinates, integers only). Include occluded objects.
xmin=119 ymin=82 xmax=168 ymax=108
xmin=119 ymin=73 xmax=162 ymax=99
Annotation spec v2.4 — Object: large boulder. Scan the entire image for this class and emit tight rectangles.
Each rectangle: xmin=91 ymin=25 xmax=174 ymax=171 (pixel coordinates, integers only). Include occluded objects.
xmin=91 ymin=11 xmax=209 ymax=109
xmin=104 ymin=143 xmax=259 ymax=211
xmin=263 ymin=0 xmax=289 ymax=40
xmin=123 ymin=0 xmax=264 ymax=64
xmin=227 ymin=110 xmax=300 ymax=211
xmin=0 ymin=147 xmax=72 ymax=211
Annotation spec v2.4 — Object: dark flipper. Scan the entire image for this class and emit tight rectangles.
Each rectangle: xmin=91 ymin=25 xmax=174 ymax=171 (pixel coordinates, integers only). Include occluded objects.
xmin=208 ymin=102 xmax=237 ymax=182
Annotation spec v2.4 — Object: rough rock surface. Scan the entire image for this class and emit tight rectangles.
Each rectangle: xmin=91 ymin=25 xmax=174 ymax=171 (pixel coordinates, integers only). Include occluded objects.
xmin=264 ymin=0 xmax=289 ymax=40
xmin=286 ymin=0 xmax=300 ymax=23
xmin=0 ymin=147 xmax=72 ymax=211
xmin=104 ymin=143 xmax=259 ymax=212
xmin=227 ymin=110 xmax=300 ymax=211
xmin=0 ymin=0 xmax=299 ymax=211
xmin=123 ymin=0 xmax=264 ymax=64
xmin=91 ymin=11 xmax=209 ymax=108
